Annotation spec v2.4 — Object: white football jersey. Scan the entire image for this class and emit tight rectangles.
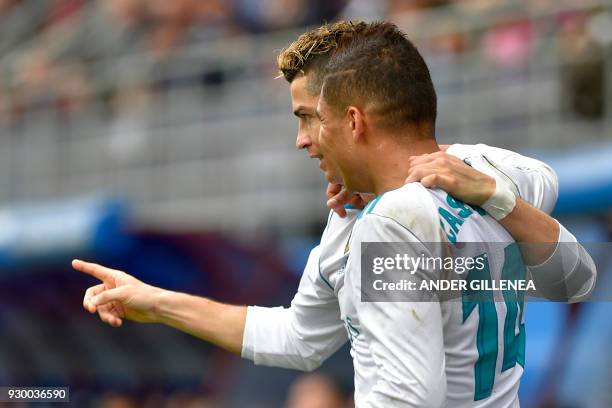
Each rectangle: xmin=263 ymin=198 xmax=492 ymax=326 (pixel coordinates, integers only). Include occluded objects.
xmin=241 ymin=144 xmax=581 ymax=407
xmin=342 ymin=180 xmax=527 ymax=406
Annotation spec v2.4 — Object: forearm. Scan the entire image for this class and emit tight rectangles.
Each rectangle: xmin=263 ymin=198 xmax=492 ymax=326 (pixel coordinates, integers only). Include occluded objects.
xmin=499 ymin=198 xmax=559 ymax=265
xmin=499 ymin=200 xmax=597 ymax=301
xmin=155 ymin=290 xmax=247 ymax=355
xmin=463 ymin=147 xmax=562 ymax=265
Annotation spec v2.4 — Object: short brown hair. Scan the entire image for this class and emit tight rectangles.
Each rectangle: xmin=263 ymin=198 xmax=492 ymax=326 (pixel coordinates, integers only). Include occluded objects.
xmin=321 ymin=22 xmax=437 ymax=131
xmin=277 ymin=21 xmax=369 ymax=95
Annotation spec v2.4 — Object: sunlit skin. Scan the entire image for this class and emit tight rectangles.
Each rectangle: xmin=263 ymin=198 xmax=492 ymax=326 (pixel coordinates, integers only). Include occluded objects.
xmin=316 ymin=93 xmax=440 ymax=196
xmin=290 ymin=75 xmax=341 ymax=184
xmin=290 ymin=74 xmax=372 ymax=207
xmin=315 ymin=98 xmax=371 ymax=192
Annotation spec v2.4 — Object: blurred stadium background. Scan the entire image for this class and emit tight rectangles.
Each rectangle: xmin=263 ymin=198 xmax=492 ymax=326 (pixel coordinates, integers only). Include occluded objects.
xmin=0 ymin=0 xmax=611 ymax=407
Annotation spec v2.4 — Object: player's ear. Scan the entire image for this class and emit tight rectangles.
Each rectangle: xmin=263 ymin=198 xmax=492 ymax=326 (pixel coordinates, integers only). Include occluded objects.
xmin=347 ymin=106 xmax=365 ymax=142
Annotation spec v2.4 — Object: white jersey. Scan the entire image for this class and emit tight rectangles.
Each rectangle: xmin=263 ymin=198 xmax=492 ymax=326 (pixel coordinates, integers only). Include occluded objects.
xmin=341 ymin=183 xmax=525 ymax=407
xmin=241 ymin=144 xmax=588 ymax=407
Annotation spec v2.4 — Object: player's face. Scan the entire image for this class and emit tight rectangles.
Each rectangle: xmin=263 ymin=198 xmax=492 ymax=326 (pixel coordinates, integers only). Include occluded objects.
xmin=290 ymin=75 xmax=343 ymax=184
xmin=316 ymin=96 xmax=360 ymax=189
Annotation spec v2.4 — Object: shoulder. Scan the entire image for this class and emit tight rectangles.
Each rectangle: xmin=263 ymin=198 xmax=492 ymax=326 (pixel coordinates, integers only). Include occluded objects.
xmin=446 ymin=143 xmax=508 ymax=160
xmin=357 ymin=183 xmax=444 ymax=242
xmin=445 ymin=143 xmax=478 ymax=160
xmin=321 ymin=209 xmax=359 ymax=245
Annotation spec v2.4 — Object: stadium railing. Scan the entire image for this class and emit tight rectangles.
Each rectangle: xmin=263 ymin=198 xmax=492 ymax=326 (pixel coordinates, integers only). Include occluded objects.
xmin=0 ymin=0 xmax=610 ymax=232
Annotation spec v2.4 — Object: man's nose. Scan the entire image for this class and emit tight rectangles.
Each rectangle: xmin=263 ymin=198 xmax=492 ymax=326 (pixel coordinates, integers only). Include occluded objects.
xmin=296 ymin=132 xmax=311 ymax=149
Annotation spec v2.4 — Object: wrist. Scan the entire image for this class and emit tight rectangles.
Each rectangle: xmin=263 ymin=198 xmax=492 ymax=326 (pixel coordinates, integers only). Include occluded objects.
xmin=481 ymin=179 xmax=517 ymax=221
xmin=477 ymin=176 xmax=497 ymax=206
xmin=152 ymin=288 xmax=175 ymax=324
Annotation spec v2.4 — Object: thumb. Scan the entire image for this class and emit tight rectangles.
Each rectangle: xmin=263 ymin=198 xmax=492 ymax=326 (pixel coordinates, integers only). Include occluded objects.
xmin=92 ymin=286 xmax=129 ymax=307
xmin=405 ymin=172 xmax=419 ymax=184
xmin=420 ymin=174 xmax=439 ymax=188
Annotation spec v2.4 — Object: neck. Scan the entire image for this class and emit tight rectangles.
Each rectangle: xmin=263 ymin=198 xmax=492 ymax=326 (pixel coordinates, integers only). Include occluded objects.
xmin=367 ymin=135 xmax=439 ymax=196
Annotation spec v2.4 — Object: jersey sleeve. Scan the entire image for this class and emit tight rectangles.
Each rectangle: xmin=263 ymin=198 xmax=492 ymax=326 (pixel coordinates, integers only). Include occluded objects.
xmin=347 ymin=214 xmax=446 ymax=407
xmin=241 ymin=244 xmax=347 ymax=371
xmin=447 ymin=143 xmax=559 ymax=214
xmin=528 ymin=221 xmax=597 ymax=303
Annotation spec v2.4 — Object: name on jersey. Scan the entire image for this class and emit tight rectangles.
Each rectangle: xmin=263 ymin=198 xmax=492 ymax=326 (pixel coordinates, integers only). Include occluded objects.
xmin=438 ymin=194 xmax=486 ymax=244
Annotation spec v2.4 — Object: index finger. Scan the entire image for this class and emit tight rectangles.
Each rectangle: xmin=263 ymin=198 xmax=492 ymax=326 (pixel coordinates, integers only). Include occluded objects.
xmin=410 ymin=151 xmax=461 ymax=168
xmin=326 ymin=183 xmax=343 ymax=200
xmin=408 ymin=153 xmax=438 ymax=167
xmin=72 ymin=259 xmax=115 ymax=281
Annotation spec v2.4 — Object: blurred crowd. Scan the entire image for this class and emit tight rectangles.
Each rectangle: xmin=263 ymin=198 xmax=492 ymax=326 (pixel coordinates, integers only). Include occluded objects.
xmin=0 ymin=0 xmax=348 ymax=128
xmin=0 ymin=0 xmax=610 ymax=130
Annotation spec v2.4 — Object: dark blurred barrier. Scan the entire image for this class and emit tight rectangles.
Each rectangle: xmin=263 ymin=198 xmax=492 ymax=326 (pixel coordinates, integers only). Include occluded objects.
xmin=0 ymin=197 xmax=304 ymax=407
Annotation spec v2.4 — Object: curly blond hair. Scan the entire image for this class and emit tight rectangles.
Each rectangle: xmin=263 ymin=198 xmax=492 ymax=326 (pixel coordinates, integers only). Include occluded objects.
xmin=277 ymin=21 xmax=369 ymax=93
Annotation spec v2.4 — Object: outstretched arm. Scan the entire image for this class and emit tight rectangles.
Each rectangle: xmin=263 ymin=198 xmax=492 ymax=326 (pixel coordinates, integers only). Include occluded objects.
xmin=73 ymin=259 xmax=247 ymax=355
xmin=74 ymin=237 xmax=348 ymax=369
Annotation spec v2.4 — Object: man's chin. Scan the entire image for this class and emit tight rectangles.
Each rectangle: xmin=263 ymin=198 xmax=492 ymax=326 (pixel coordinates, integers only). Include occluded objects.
xmin=326 ymin=174 xmax=343 ymax=185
